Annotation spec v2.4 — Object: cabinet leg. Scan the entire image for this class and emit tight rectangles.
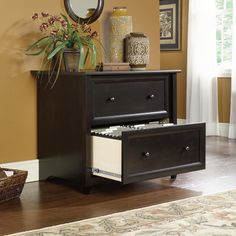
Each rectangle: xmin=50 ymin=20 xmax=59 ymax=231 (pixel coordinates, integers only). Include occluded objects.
xmin=81 ymin=187 xmax=91 ymax=194
xmin=170 ymin=175 xmax=177 ymax=180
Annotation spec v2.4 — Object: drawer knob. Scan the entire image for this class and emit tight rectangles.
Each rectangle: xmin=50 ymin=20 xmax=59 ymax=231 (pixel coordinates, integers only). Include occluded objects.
xmin=108 ymin=97 xmax=115 ymax=102
xmin=148 ymin=94 xmax=155 ymax=99
xmin=143 ymin=152 xmax=151 ymax=158
xmin=185 ymin=146 xmax=190 ymax=151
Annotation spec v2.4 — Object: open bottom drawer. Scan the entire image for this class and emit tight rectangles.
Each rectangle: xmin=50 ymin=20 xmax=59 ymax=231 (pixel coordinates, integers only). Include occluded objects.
xmin=91 ymin=123 xmax=205 ymax=184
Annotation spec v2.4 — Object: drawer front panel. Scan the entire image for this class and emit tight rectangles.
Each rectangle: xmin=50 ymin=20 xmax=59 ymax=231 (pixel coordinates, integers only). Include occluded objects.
xmin=91 ymin=76 xmax=169 ymax=125
xmin=122 ymin=123 xmax=205 ymax=184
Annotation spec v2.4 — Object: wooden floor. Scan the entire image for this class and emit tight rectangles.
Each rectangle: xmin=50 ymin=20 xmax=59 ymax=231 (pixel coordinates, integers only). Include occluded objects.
xmin=1 ymin=136 xmax=236 ymax=235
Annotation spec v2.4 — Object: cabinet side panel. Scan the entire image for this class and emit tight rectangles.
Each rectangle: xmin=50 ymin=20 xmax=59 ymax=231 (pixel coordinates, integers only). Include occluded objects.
xmin=37 ymin=73 xmax=88 ymax=189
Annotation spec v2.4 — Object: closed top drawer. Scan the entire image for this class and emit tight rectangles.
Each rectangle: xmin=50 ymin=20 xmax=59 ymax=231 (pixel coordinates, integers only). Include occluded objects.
xmin=90 ymin=75 xmax=170 ymax=125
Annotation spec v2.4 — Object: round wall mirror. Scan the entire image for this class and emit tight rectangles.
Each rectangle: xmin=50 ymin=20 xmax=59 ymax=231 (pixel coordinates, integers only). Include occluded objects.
xmin=64 ymin=0 xmax=104 ymax=24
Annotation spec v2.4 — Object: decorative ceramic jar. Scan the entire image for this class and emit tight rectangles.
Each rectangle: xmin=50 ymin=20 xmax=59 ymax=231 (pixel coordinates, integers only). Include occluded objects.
xmin=125 ymin=32 xmax=150 ymax=70
xmin=109 ymin=7 xmax=132 ymax=62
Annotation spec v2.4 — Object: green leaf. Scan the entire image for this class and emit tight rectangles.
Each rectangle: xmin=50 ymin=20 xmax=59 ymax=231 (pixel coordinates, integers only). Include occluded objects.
xmin=91 ymin=44 xmax=97 ymax=67
xmin=47 ymin=41 xmax=67 ymax=60
xmin=75 ymin=34 xmax=82 ymax=48
xmin=74 ymin=34 xmax=85 ymax=69
xmin=25 ymin=36 xmax=51 ymax=52
xmin=37 ymin=38 xmax=54 ymax=48
xmin=43 ymin=50 xmax=63 ymax=89
xmin=79 ymin=45 xmax=85 ymax=69
xmin=26 ymin=39 xmax=55 ymax=56
xmin=25 ymin=47 xmax=47 ymax=56
xmin=84 ymin=47 xmax=90 ymax=65
xmin=50 ymin=53 xmax=63 ymax=89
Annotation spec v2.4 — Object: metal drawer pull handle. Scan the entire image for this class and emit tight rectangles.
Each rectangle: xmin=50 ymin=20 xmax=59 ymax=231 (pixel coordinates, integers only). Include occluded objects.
xmin=108 ymin=97 xmax=115 ymax=102
xmin=148 ymin=94 xmax=155 ymax=99
xmin=143 ymin=152 xmax=151 ymax=158
xmin=185 ymin=146 xmax=190 ymax=151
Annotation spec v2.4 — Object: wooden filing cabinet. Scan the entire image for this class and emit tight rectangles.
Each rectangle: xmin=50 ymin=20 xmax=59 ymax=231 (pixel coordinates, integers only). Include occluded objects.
xmin=32 ymin=70 xmax=205 ymax=193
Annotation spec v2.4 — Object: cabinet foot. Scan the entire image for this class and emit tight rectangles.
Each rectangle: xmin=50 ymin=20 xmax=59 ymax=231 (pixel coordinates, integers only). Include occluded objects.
xmin=81 ymin=187 xmax=91 ymax=194
xmin=170 ymin=175 xmax=177 ymax=180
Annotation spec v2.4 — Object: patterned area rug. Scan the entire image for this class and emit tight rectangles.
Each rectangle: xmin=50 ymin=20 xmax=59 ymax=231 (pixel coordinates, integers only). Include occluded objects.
xmin=9 ymin=189 xmax=236 ymax=236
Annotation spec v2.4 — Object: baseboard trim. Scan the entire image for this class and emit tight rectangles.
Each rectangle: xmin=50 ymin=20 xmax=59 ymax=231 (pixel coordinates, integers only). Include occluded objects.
xmin=1 ymin=160 xmax=39 ymax=183
xmin=218 ymin=122 xmax=229 ymax=137
xmin=177 ymin=119 xmax=186 ymax=125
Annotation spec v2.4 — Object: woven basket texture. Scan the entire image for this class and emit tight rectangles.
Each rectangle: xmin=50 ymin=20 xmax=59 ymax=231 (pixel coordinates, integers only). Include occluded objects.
xmin=0 ymin=168 xmax=28 ymax=203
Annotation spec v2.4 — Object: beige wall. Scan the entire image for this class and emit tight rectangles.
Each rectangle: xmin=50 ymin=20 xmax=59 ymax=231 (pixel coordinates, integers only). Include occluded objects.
xmin=0 ymin=0 xmax=65 ymax=164
xmin=0 ymin=0 xmax=160 ymax=163
xmin=160 ymin=0 xmax=188 ymax=119
xmin=218 ymin=78 xmax=231 ymax=123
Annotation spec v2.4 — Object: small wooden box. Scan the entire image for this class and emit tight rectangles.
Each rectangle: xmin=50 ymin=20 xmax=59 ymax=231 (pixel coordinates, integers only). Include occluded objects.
xmin=96 ymin=63 xmax=130 ymax=71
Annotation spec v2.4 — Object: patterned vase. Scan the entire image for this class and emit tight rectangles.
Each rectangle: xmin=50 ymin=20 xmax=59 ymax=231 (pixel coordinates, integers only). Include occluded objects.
xmin=109 ymin=7 xmax=132 ymax=62
xmin=125 ymin=32 xmax=150 ymax=70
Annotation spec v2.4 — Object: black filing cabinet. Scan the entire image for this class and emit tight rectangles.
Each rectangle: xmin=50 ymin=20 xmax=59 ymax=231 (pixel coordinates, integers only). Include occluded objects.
xmin=33 ymin=70 xmax=205 ymax=193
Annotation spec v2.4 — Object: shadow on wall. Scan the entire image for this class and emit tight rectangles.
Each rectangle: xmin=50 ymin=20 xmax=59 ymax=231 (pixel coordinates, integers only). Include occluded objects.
xmin=100 ymin=10 xmax=111 ymax=62
xmin=0 ymin=19 xmax=43 ymax=77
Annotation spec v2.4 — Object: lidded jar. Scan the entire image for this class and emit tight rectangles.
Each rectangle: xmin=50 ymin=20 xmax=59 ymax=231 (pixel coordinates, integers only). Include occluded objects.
xmin=125 ymin=32 xmax=150 ymax=70
xmin=112 ymin=6 xmax=128 ymax=16
xmin=109 ymin=7 xmax=132 ymax=62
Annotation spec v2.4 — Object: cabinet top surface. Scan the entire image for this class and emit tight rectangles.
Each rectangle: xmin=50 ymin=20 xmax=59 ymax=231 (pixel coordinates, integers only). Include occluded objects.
xmin=31 ymin=69 xmax=181 ymax=77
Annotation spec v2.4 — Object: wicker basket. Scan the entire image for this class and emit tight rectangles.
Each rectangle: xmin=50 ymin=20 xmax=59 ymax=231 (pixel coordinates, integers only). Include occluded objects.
xmin=0 ymin=168 xmax=28 ymax=203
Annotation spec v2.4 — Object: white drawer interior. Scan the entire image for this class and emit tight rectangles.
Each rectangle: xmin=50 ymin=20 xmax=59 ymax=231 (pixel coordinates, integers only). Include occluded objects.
xmin=91 ymin=136 xmax=122 ymax=181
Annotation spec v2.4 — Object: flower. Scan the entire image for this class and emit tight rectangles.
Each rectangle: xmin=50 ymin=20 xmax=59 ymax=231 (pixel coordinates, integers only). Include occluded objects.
xmin=26 ymin=12 xmax=101 ymax=87
xmin=32 ymin=13 xmax=38 ymax=20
